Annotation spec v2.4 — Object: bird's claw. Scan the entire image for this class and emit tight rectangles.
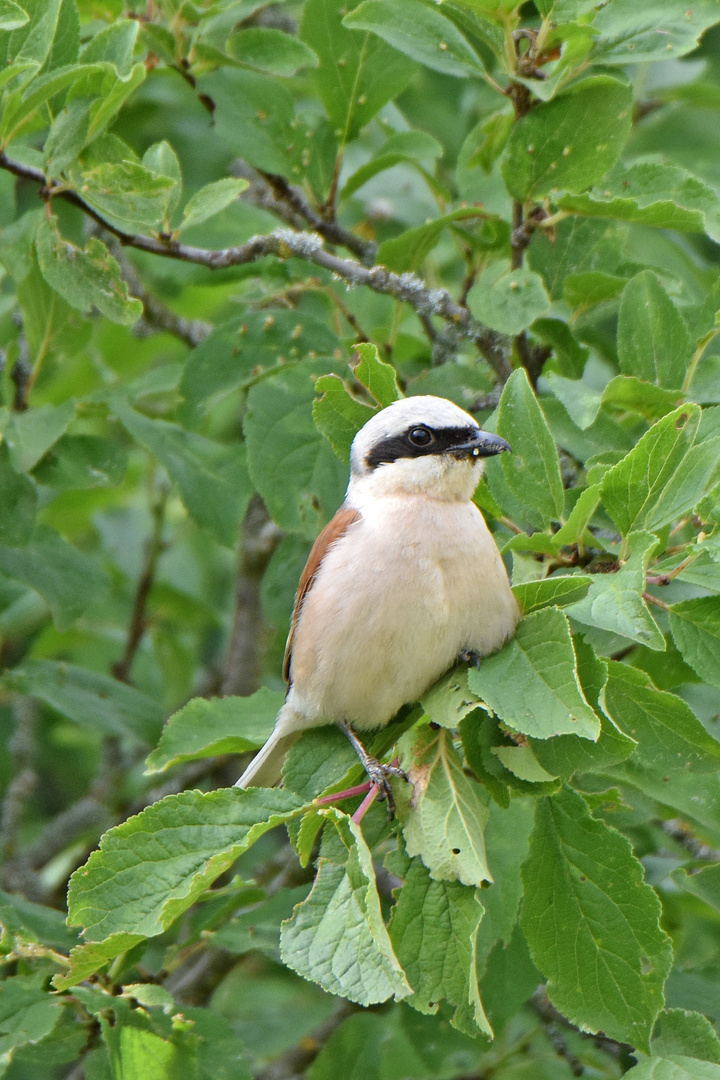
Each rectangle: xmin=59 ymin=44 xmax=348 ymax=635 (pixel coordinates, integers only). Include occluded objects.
xmin=458 ymin=649 xmax=481 ymax=668
xmin=363 ymin=757 xmax=408 ymax=818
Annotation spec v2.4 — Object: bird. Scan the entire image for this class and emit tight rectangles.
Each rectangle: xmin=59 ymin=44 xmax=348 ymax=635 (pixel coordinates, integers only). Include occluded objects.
xmin=236 ymin=394 xmax=520 ymax=802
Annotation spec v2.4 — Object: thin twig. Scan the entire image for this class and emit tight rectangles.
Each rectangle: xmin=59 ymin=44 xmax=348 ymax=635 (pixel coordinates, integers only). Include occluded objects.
xmin=112 ymin=485 xmax=169 ymax=684
xmin=1 ymin=152 xmax=513 ymax=381
xmin=0 ymin=697 xmax=38 ymax=859
xmin=221 ymin=497 xmax=284 ymax=697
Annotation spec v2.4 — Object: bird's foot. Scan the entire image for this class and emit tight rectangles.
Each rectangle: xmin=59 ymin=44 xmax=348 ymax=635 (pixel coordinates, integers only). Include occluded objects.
xmin=338 ymin=720 xmax=409 ymax=818
xmin=458 ymin=648 xmax=482 ymax=668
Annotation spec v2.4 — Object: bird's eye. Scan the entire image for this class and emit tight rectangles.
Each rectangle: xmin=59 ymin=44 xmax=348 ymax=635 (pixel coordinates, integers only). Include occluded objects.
xmin=408 ymin=427 xmax=433 ymax=447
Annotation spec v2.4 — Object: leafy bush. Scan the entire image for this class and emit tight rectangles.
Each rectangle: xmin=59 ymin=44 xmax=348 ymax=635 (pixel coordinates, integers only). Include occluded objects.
xmin=3 ymin=1 xmax=720 ymax=1077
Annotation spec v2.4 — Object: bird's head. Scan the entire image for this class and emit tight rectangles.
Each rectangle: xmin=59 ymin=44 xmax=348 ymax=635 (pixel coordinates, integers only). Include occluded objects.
xmin=348 ymin=395 xmax=510 ymax=502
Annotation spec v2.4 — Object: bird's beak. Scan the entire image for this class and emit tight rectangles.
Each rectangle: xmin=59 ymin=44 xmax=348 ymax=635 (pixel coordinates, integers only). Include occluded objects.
xmin=450 ymin=430 xmax=511 ymax=459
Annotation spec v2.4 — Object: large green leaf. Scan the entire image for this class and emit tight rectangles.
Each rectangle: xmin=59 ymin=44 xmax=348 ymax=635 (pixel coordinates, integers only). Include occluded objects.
xmin=280 ymin=809 xmax=412 ymax=1005
xmin=558 ymin=162 xmax=720 ymax=244
xmin=669 ymin=598 xmax=720 ymax=690
xmin=501 ymin=75 xmax=633 ymax=201
xmin=0 ymin=445 xmax=36 ymax=545
xmin=400 ymin=726 xmax=492 ymax=887
xmin=343 ymin=0 xmax=484 ymax=78
xmin=466 ymin=261 xmax=550 ymax=336
xmin=300 ymin=0 xmax=417 ymax=145
xmin=244 ymin=364 xmax=348 ymax=538
xmin=522 ymin=786 xmax=673 ymax=1050
xmin=468 ymin=607 xmax=601 ymax=741
xmin=491 ymin=368 xmax=564 ymax=530
xmin=593 ymin=0 xmax=720 ymax=64
xmin=387 ymin=846 xmax=491 ymax=1038
xmin=566 ymin=531 xmax=665 ymax=651
xmin=0 ymin=526 xmax=107 ymax=629
xmin=146 ymin=688 xmax=284 ymax=773
xmin=4 ymin=659 xmax=163 ymax=743
xmin=618 ymin=272 xmax=691 ymax=390
xmin=110 ymin=398 xmax=253 ymax=548
xmin=600 ymin=405 xmax=700 ymax=537
xmin=67 ymin=788 xmax=307 ymax=943
xmin=35 ymin=218 xmax=142 ymax=326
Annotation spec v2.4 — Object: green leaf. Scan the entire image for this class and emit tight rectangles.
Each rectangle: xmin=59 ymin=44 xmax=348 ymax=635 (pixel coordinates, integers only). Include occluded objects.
xmin=669 ymin=598 xmax=720 ymax=690
xmin=543 ymin=372 xmax=602 ymax=430
xmin=468 ymin=606 xmax=601 ymax=740
xmin=79 ymin=16 xmax=138 ymax=76
xmin=512 ymin=575 xmax=591 ymax=615
xmin=0 ymin=888 xmax=78 ymax=950
xmin=0 ymin=400 xmax=75 ymax=471
xmin=0 ymin=445 xmax=36 ymax=545
xmin=35 ymin=218 xmax=142 ymax=326
xmin=5 ymin=0 xmax=60 ymax=66
xmin=400 ymin=725 xmax=492 ymax=886
xmin=178 ymin=178 xmax=249 ymax=233
xmin=501 ymin=74 xmax=633 ymax=201
xmin=671 ymin=864 xmax=720 ymax=915
xmin=312 ymin=374 xmax=376 ymax=465
xmin=521 ymin=786 xmax=673 ymax=1050
xmin=618 ymin=272 xmax=691 ymax=390
xmin=109 ymin=397 xmax=253 ymax=547
xmin=340 ymin=130 xmax=442 ymax=200
xmin=566 ymin=531 xmax=666 ymax=651
xmin=623 ymin=1058 xmax=720 ymax=1079
xmin=86 ymin=62 xmax=145 ymax=141
xmin=563 ymin=270 xmax=628 ymax=310
xmin=211 ymin=884 xmax=311 ymax=959
xmin=602 ymin=663 xmax=720 ymax=831
xmin=179 ymin=312 xmax=339 ymax=422
xmin=473 ymin=796 xmax=534 ymax=961
xmin=67 ymin=788 xmax=307 ymax=942
xmin=378 ymin=208 xmax=492 ymax=273
xmin=652 ymin=1009 xmax=720 ymax=1064
xmin=69 ymin=159 xmax=176 ymax=233
xmin=466 ymin=259 xmax=550 ymax=335
xmin=343 ymin=0 xmax=484 ymax=77
xmin=420 ymin=667 xmax=479 ymax=730
xmin=142 ymin=139 xmax=182 ymax=220
xmin=0 ymin=976 xmax=62 ymax=1068
xmin=352 ymin=342 xmax=401 ymax=406
xmin=600 ymin=404 xmax=700 ymax=537
xmin=32 ymin=434 xmax=128 ymax=489
xmin=4 ymin=659 xmax=163 ymax=744
xmin=226 ymin=27 xmax=319 ymax=75
xmin=558 ymin=162 xmax=720 ymax=245
xmin=280 ymin=809 xmax=412 ymax=1005
xmin=552 ymin=484 xmax=601 ymax=547
xmin=648 ymin=437 xmax=720 ymax=533
xmin=387 ymin=847 xmax=491 ymax=1038
xmin=0 ymin=62 xmax=100 ymax=143
xmin=602 ymin=376 xmax=683 ymax=422
xmin=146 ymin=688 xmax=285 ymax=773
xmin=593 ymin=0 xmax=720 ymax=64
xmin=493 ymin=368 xmax=565 ymax=530
xmin=0 ymin=1 xmax=29 ymax=32
xmin=43 ymin=96 xmax=92 ymax=175
xmin=244 ymin=364 xmax=347 ymax=538
xmin=0 ymin=526 xmax=107 ymax=629
xmin=200 ymin=68 xmax=306 ymax=179
xmin=300 ymin=0 xmax=417 ymax=145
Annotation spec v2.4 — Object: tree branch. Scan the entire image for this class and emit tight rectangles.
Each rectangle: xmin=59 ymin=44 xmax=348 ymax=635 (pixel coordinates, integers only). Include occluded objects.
xmin=0 ymin=151 xmax=512 ymax=382
xmin=222 ymin=496 xmax=283 ymax=697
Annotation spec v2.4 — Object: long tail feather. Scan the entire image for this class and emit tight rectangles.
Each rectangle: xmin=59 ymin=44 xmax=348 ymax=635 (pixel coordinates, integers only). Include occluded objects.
xmin=235 ymin=727 xmax=300 ymax=788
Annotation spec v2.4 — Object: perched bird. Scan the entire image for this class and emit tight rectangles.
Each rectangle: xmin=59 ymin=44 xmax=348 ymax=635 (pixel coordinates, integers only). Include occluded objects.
xmin=236 ymin=394 xmax=520 ymax=799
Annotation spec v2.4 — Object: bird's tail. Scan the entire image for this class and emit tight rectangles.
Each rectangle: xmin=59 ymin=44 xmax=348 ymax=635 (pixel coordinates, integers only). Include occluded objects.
xmin=235 ymin=716 xmax=301 ymax=789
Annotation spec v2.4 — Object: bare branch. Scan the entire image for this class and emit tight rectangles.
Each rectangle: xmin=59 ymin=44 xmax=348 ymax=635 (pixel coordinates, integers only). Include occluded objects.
xmin=256 ymin=1001 xmax=357 ymax=1080
xmin=1 ymin=152 xmax=512 ymax=381
xmin=0 ymin=698 xmax=38 ymax=860
xmin=222 ymin=496 xmax=284 ymax=697
xmin=112 ymin=486 xmax=169 ymax=684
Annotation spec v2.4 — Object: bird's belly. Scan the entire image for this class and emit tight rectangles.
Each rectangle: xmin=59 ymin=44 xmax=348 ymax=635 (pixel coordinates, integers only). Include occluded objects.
xmin=288 ymin=499 xmax=518 ymax=729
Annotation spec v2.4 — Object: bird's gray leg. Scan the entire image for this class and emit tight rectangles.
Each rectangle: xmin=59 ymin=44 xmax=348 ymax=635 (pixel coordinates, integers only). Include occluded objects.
xmin=337 ymin=719 xmax=408 ymax=817
xmin=458 ymin=648 xmax=482 ymax=668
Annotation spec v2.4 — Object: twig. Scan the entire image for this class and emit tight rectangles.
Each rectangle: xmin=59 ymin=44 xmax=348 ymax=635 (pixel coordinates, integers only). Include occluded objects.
xmin=112 ymin=485 xmax=169 ymax=684
xmin=530 ymin=986 xmax=633 ymax=1067
xmin=108 ymin=240 xmax=212 ymax=347
xmin=660 ymin=818 xmax=720 ymax=861
xmin=221 ymin=497 xmax=284 ymax=697
xmin=0 ymin=152 xmax=513 ymax=381
xmin=0 ymin=697 xmax=38 ymax=859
